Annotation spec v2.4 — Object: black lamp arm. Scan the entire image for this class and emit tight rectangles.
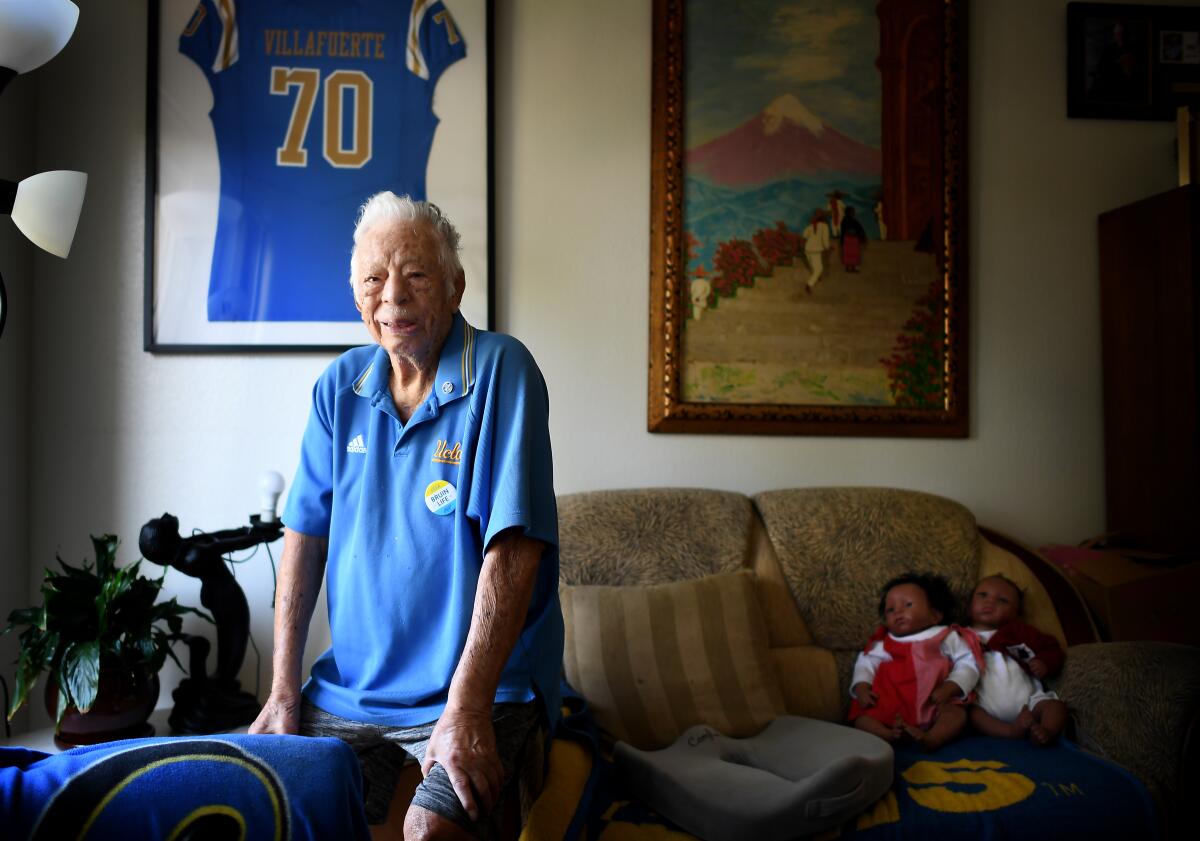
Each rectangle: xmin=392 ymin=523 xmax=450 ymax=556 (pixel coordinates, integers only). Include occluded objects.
xmin=1 ymin=178 xmax=16 ymax=215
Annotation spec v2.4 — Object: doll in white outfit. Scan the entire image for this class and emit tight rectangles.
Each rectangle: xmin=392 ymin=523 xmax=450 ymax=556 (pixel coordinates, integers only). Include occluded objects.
xmin=968 ymin=575 xmax=1068 ymax=745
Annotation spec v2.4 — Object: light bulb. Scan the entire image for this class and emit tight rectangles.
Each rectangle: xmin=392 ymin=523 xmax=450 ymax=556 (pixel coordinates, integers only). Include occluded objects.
xmin=258 ymin=470 xmax=285 ymax=523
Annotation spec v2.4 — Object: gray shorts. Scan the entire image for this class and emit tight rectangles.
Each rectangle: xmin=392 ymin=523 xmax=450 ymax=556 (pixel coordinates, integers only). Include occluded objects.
xmin=299 ymin=697 xmax=545 ymax=836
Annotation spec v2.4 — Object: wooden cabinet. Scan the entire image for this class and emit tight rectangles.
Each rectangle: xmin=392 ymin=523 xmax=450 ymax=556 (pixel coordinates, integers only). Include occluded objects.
xmin=1097 ymin=185 xmax=1199 ymax=553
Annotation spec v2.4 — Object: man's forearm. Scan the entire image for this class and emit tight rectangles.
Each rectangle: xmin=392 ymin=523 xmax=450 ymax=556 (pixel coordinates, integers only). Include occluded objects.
xmin=269 ymin=527 xmax=328 ymax=697
xmin=446 ymin=530 xmax=543 ymax=711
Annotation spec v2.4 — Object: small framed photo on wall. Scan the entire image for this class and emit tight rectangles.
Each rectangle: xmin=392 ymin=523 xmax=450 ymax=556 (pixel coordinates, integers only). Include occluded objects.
xmin=1068 ymin=2 xmax=1200 ymax=120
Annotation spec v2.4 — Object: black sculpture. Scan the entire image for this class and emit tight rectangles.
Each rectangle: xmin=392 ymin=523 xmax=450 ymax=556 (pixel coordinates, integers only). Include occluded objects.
xmin=138 ymin=512 xmax=284 ymax=734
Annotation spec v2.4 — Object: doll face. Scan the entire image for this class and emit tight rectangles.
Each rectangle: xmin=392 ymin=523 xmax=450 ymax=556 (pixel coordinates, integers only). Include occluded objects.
xmin=883 ymin=583 xmax=943 ymax=636
xmin=969 ymin=576 xmax=1020 ymax=629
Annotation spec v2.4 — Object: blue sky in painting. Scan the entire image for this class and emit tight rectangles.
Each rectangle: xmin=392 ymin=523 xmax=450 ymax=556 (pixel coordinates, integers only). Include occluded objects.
xmin=685 ymin=0 xmax=881 ymax=148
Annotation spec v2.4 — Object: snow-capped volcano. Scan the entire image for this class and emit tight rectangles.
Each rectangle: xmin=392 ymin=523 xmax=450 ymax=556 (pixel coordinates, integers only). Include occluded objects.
xmin=762 ymin=94 xmax=825 ymax=136
xmin=687 ymin=95 xmax=880 ymax=188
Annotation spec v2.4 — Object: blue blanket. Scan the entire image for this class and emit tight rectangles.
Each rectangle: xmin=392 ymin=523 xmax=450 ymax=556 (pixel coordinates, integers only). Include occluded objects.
xmin=566 ymin=724 xmax=1157 ymax=840
xmin=1 ymin=734 xmax=370 ymax=841
xmin=843 ymin=735 xmax=1158 ymax=840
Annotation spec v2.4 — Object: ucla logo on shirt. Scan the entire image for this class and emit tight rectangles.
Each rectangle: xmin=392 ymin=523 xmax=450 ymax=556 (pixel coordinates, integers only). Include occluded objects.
xmin=424 ymin=480 xmax=457 ymax=515
xmin=346 ymin=434 xmax=367 ymax=454
xmin=432 ymin=439 xmax=461 ymax=465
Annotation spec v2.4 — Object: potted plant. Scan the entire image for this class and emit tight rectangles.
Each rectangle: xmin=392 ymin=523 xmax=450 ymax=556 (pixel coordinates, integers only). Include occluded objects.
xmin=2 ymin=534 xmax=209 ymax=744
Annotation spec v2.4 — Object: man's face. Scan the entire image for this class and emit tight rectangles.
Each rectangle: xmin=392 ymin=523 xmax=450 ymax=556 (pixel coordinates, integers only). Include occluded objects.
xmin=352 ymin=220 xmax=464 ymax=367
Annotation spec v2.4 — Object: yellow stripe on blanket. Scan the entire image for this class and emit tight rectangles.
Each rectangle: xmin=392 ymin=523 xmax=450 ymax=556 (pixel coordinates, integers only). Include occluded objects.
xmin=520 ymin=738 xmax=594 ymax=841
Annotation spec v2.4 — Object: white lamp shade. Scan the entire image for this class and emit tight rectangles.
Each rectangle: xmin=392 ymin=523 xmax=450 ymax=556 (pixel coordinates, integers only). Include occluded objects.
xmin=0 ymin=0 xmax=79 ymax=74
xmin=11 ymin=170 xmax=87 ymax=257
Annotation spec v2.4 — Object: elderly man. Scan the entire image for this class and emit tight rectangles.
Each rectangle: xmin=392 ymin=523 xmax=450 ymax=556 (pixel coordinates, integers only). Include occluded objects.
xmin=250 ymin=193 xmax=563 ymax=841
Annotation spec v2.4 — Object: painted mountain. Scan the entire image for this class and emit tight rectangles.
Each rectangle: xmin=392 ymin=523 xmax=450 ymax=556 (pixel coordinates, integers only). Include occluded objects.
xmin=687 ymin=94 xmax=880 ymax=188
xmin=685 ymin=95 xmax=881 ymax=272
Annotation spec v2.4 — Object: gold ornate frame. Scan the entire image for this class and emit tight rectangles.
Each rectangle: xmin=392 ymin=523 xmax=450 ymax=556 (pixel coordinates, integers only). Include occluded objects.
xmin=648 ymin=0 xmax=968 ymax=436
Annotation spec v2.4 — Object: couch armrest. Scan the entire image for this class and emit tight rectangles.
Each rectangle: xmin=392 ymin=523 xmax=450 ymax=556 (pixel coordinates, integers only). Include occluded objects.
xmin=1054 ymin=641 xmax=1200 ymax=836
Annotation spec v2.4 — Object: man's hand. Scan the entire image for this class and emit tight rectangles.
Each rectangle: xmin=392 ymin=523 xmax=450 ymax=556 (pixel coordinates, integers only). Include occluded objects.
xmin=853 ymin=682 xmax=879 ymax=708
xmin=1027 ymin=657 xmax=1049 ymax=679
xmin=248 ymin=691 xmax=301 ymax=735
xmin=421 ymin=703 xmax=503 ymax=822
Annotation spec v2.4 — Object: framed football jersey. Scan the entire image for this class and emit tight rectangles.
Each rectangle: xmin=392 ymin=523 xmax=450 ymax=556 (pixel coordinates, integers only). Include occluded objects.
xmin=145 ymin=0 xmax=492 ymax=351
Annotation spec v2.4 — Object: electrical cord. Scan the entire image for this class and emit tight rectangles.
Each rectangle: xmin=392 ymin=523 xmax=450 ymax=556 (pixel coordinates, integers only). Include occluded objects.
xmin=0 ymin=674 xmax=11 ymax=739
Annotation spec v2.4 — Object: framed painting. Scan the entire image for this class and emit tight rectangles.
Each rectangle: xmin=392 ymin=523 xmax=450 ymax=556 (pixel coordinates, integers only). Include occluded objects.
xmin=145 ymin=0 xmax=492 ymax=353
xmin=649 ymin=0 xmax=968 ymax=436
xmin=1067 ymin=2 xmax=1200 ymax=121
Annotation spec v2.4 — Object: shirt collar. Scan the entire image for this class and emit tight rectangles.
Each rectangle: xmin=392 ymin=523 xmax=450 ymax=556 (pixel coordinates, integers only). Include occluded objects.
xmin=432 ymin=311 xmax=476 ymax=405
xmin=352 ymin=312 xmax=476 ymax=406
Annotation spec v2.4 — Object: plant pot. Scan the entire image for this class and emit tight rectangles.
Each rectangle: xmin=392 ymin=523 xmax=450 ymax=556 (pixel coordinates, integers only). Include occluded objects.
xmin=44 ymin=665 xmax=160 ymax=747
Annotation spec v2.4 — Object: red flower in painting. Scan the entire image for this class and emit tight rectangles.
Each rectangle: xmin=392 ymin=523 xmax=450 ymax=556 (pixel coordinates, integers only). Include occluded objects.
xmin=880 ymin=279 xmax=946 ymax=408
xmin=713 ymin=238 xmax=769 ymax=295
xmin=752 ymin=222 xmax=803 ymax=268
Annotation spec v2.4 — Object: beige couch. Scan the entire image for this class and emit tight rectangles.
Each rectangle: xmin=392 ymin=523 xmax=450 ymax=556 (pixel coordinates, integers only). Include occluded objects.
xmin=541 ymin=487 xmax=1200 ymax=839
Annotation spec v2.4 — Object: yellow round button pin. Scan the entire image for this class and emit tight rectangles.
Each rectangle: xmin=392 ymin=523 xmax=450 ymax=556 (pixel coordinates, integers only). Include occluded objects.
xmin=424 ymin=480 xmax=457 ymax=515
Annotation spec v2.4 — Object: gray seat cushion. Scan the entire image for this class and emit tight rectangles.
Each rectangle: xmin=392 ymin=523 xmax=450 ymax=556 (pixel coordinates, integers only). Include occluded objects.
xmin=614 ymin=716 xmax=893 ymax=841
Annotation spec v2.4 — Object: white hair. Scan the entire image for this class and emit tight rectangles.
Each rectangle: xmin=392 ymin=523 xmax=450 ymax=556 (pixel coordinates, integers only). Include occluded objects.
xmin=349 ymin=192 xmax=463 ymax=299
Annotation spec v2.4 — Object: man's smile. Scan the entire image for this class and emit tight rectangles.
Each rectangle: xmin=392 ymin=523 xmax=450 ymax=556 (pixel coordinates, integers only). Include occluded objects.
xmin=379 ymin=316 xmax=418 ymax=333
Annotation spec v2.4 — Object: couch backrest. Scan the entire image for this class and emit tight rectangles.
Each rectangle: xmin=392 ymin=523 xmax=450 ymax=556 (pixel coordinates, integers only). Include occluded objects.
xmin=557 ymin=486 xmax=1075 ymax=726
xmin=558 ymin=488 xmax=753 ymax=586
xmin=752 ymin=487 xmax=981 ymax=650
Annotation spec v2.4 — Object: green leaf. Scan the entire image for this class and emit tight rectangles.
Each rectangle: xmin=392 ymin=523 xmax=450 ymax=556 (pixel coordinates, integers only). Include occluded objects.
xmin=91 ymin=534 xmax=119 ymax=578
xmin=146 ymin=630 xmax=169 ymax=674
xmin=3 ymin=607 xmax=43 ymax=630
xmin=37 ymin=631 xmax=60 ymax=669
xmin=7 ymin=652 xmax=38 ymax=719
xmin=163 ymin=638 xmax=187 ymax=674
xmin=61 ymin=640 xmax=101 ymax=714
xmin=54 ymin=672 xmax=71 ymax=730
xmin=55 ymin=553 xmax=89 ymax=576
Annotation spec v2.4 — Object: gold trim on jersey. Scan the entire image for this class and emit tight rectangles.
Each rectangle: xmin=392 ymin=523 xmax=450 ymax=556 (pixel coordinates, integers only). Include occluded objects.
xmin=406 ymin=0 xmax=432 ymax=79
xmin=182 ymin=3 xmax=207 ymax=38
xmin=214 ymin=0 xmax=240 ymax=72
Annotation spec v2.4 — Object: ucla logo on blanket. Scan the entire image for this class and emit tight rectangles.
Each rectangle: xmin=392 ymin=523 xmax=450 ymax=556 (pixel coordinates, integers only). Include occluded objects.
xmin=902 ymin=759 xmax=1036 ymax=813
xmin=29 ymin=739 xmax=289 ymax=841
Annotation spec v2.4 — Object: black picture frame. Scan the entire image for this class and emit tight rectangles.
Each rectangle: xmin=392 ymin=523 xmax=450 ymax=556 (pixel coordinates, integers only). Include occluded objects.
xmin=144 ymin=0 xmax=494 ymax=353
xmin=1068 ymin=2 xmax=1200 ymax=121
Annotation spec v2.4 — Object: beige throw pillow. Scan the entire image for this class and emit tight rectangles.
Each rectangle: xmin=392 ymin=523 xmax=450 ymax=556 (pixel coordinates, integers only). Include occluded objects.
xmin=560 ymin=569 xmax=785 ymax=749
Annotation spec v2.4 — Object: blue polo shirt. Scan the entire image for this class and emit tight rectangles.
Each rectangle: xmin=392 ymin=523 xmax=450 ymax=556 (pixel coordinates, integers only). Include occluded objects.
xmin=283 ymin=314 xmax=563 ymax=727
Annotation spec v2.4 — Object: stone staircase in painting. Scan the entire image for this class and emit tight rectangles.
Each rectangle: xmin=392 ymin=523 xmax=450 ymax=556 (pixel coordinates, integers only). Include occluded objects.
xmin=683 ymin=240 xmax=938 ymax=370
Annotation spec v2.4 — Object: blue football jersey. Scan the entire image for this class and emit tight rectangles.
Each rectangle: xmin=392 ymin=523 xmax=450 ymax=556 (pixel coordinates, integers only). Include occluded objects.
xmin=178 ymin=0 xmax=467 ymax=322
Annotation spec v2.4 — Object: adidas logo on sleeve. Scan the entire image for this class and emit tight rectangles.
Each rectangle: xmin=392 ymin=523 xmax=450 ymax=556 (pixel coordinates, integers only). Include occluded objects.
xmin=346 ymin=434 xmax=367 ymax=454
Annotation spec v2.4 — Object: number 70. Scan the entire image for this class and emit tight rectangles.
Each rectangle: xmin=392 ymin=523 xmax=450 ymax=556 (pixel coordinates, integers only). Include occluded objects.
xmin=270 ymin=66 xmax=373 ymax=169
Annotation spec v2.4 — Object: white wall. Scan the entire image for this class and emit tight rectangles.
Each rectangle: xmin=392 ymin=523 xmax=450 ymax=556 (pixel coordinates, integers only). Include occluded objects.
xmin=7 ymin=0 xmax=1184 ymax=732
xmin=0 ymin=70 xmax=35 ymax=736
xmin=498 ymin=0 xmax=1181 ymax=536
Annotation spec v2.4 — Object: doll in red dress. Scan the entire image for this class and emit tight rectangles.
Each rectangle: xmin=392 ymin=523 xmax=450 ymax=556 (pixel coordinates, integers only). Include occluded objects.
xmin=848 ymin=572 xmax=983 ymax=750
